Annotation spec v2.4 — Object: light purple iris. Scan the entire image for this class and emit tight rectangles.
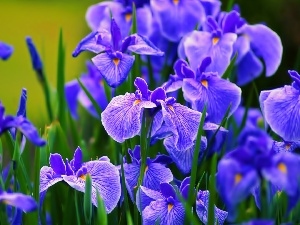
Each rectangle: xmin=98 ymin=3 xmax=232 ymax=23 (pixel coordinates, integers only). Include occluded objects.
xmin=123 ymin=145 xmax=173 ymax=201
xmin=73 ymin=18 xmax=163 ymax=88
xmin=40 ymin=147 xmax=121 ymax=213
xmin=136 ymin=177 xmax=190 ymax=225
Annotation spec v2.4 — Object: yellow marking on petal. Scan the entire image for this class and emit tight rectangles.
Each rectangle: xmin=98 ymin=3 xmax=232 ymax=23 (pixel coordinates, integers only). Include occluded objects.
xmin=113 ymin=58 xmax=120 ymax=66
xmin=212 ymin=37 xmax=219 ymax=45
xmin=285 ymin=143 xmax=291 ymax=150
xmin=144 ymin=166 xmax=148 ymax=173
xmin=234 ymin=173 xmax=242 ymax=185
xmin=168 ymin=105 xmax=175 ymax=113
xmin=133 ymin=99 xmax=141 ymax=105
xmin=173 ymin=0 xmax=179 ymax=5
xmin=133 ymin=185 xmax=138 ymax=189
xmin=80 ymin=174 xmax=86 ymax=180
xmin=278 ymin=163 xmax=287 ymax=174
xmin=168 ymin=203 xmax=174 ymax=212
xmin=201 ymin=80 xmax=208 ymax=88
xmin=125 ymin=13 xmax=132 ymax=22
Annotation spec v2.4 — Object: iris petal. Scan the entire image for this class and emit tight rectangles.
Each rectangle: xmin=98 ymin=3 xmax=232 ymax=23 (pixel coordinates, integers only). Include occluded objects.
xmin=0 ymin=192 xmax=37 ymax=212
xmin=0 ymin=41 xmax=13 ymax=60
xmin=262 ymin=86 xmax=300 ymax=141
xmin=92 ymin=52 xmax=135 ymax=88
xmin=101 ymin=93 xmax=156 ymax=142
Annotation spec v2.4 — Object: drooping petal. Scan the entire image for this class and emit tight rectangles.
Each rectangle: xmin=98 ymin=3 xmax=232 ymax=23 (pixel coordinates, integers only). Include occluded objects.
xmin=182 ymin=31 xmax=237 ymax=75
xmin=39 ymin=166 xmax=63 ymax=194
xmin=92 ymin=52 xmax=135 ymax=87
xmin=0 ymin=41 xmax=13 ymax=60
xmin=126 ymin=34 xmax=164 ymax=56
xmin=240 ymin=24 xmax=283 ymax=76
xmin=63 ymin=160 xmax=121 ymax=213
xmin=72 ymin=31 xmax=111 ymax=57
xmin=143 ymin=163 xmax=173 ymax=192
xmin=0 ymin=192 xmax=37 ymax=212
xmin=164 ymin=136 xmax=207 ymax=174
xmin=183 ymin=74 xmax=241 ymax=123
xmin=236 ymin=50 xmax=263 ymax=86
xmin=262 ymin=86 xmax=300 ymax=141
xmin=203 ymin=122 xmax=228 ymax=155
xmin=101 ymin=93 xmax=156 ymax=142
xmin=159 ymin=101 xmax=202 ymax=151
xmin=150 ymin=0 xmax=205 ymax=42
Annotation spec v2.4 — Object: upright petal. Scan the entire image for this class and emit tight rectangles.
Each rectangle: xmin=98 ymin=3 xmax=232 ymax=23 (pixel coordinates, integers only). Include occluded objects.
xmin=262 ymin=86 xmax=300 ymax=141
xmin=49 ymin=154 xmax=66 ymax=175
xmin=241 ymin=24 xmax=283 ymax=76
xmin=65 ymin=80 xmax=81 ymax=119
xmin=101 ymin=93 xmax=156 ymax=142
xmin=92 ymin=52 xmax=135 ymax=87
xmin=0 ymin=41 xmax=13 ymax=60
xmin=183 ymin=74 xmax=241 ymax=123
xmin=111 ymin=18 xmax=122 ymax=51
xmin=72 ymin=31 xmax=111 ymax=57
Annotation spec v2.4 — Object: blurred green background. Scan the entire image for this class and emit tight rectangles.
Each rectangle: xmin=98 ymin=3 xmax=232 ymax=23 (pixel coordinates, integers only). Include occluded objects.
xmin=0 ymin=0 xmax=300 ymax=128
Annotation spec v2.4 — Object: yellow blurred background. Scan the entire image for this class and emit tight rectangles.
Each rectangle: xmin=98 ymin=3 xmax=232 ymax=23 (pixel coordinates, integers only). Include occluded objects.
xmin=0 ymin=0 xmax=98 ymax=126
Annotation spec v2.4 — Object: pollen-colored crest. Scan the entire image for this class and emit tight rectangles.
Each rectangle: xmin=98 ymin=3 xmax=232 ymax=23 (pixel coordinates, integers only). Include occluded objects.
xmin=113 ymin=58 xmax=120 ymax=66
xmin=277 ymin=162 xmax=287 ymax=174
xmin=234 ymin=173 xmax=242 ymax=185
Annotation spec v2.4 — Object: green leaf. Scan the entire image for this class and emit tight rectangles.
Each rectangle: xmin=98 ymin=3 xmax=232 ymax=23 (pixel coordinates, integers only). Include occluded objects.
xmin=226 ymin=0 xmax=235 ymax=12
xmin=207 ymin=153 xmax=217 ymax=225
xmin=56 ymin=29 xmax=66 ymax=130
xmin=96 ymin=190 xmax=107 ymax=225
xmin=222 ymin=53 xmax=237 ymax=80
xmin=84 ymin=174 xmax=93 ymax=225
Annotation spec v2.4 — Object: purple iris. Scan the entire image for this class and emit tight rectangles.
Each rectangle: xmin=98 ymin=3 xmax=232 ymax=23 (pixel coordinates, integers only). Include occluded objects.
xmin=150 ymin=0 xmax=206 ymax=42
xmin=65 ymin=62 xmax=108 ymax=119
xmin=260 ymin=70 xmax=300 ymax=142
xmin=196 ymin=190 xmax=228 ymax=225
xmin=241 ymin=220 xmax=275 ymax=225
xmin=165 ymin=58 xmax=242 ymax=124
xmin=86 ymin=1 xmax=153 ymax=38
xmin=40 ymin=147 xmax=121 ymax=213
xmin=0 ymin=89 xmax=46 ymax=147
xmin=25 ymin=37 xmax=43 ymax=73
xmin=123 ymin=145 xmax=173 ymax=201
xmin=0 ymin=41 xmax=13 ymax=60
xmin=73 ymin=18 xmax=163 ymax=88
xmin=178 ymin=11 xmax=238 ymax=75
xmin=272 ymin=140 xmax=300 ymax=153
xmin=137 ymin=177 xmax=190 ymax=225
xmin=0 ymin=189 xmax=37 ymax=213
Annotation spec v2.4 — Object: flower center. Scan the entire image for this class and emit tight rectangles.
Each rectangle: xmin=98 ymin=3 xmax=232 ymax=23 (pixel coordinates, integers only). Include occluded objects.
xmin=168 ymin=203 xmax=174 ymax=212
xmin=113 ymin=58 xmax=120 ymax=66
xmin=201 ymin=80 xmax=208 ymax=88
xmin=212 ymin=37 xmax=219 ymax=45
xmin=80 ymin=174 xmax=86 ymax=180
xmin=173 ymin=0 xmax=179 ymax=5
xmin=133 ymin=99 xmax=141 ymax=105
xmin=277 ymin=163 xmax=287 ymax=174
xmin=125 ymin=13 xmax=132 ymax=22
xmin=234 ymin=173 xmax=242 ymax=185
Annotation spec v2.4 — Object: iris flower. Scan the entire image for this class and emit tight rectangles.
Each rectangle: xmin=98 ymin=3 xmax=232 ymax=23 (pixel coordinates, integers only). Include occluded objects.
xmin=137 ymin=177 xmax=190 ymax=225
xmin=73 ymin=18 xmax=163 ymax=87
xmin=40 ymin=147 xmax=121 ymax=213
xmin=123 ymin=145 xmax=173 ymax=201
